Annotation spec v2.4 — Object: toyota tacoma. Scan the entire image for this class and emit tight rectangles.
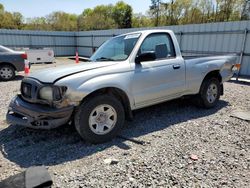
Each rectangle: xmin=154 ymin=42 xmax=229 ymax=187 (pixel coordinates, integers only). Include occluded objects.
xmin=6 ymin=30 xmax=237 ymax=143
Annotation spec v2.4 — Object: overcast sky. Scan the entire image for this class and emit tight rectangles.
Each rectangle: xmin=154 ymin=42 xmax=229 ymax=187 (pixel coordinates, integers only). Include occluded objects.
xmin=0 ymin=0 xmax=151 ymax=18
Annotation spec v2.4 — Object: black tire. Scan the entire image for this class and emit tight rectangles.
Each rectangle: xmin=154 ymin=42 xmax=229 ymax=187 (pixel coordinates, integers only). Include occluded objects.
xmin=196 ymin=77 xmax=221 ymax=108
xmin=74 ymin=94 xmax=125 ymax=144
xmin=0 ymin=64 xmax=15 ymax=81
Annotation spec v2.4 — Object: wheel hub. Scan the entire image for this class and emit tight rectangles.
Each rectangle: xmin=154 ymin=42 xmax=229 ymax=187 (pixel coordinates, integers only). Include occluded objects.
xmin=0 ymin=67 xmax=13 ymax=79
xmin=89 ymin=104 xmax=117 ymax=135
xmin=95 ymin=113 xmax=107 ymax=124
xmin=206 ymin=83 xmax=218 ymax=103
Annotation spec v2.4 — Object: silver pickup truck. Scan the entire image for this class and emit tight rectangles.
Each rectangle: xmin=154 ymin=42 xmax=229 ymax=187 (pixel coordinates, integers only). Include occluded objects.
xmin=7 ymin=30 xmax=237 ymax=143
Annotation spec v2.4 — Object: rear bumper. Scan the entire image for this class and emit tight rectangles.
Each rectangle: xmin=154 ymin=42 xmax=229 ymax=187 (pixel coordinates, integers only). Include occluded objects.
xmin=15 ymin=61 xmax=31 ymax=72
xmin=6 ymin=95 xmax=74 ymax=129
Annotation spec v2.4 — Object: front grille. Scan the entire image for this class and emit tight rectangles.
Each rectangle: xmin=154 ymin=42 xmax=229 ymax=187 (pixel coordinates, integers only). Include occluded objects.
xmin=21 ymin=83 xmax=32 ymax=98
xmin=20 ymin=78 xmax=42 ymax=102
xmin=20 ymin=78 xmax=65 ymax=106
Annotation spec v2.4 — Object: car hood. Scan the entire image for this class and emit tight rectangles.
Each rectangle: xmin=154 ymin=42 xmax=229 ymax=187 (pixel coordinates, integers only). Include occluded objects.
xmin=29 ymin=61 xmax=118 ymax=83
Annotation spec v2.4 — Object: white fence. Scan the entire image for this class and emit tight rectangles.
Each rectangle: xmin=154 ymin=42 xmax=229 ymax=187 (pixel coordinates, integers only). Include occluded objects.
xmin=0 ymin=20 xmax=250 ymax=76
xmin=77 ymin=20 xmax=250 ymax=77
xmin=0 ymin=29 xmax=75 ymax=56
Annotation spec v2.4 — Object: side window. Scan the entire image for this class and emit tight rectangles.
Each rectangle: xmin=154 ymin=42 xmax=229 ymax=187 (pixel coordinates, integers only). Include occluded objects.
xmin=138 ymin=33 xmax=176 ymax=60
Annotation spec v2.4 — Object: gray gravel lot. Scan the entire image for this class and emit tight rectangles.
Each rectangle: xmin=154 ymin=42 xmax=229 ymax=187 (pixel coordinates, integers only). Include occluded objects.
xmin=0 ymin=59 xmax=249 ymax=187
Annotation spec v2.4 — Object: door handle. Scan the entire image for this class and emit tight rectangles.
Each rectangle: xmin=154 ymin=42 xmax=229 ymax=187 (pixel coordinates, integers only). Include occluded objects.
xmin=173 ymin=64 xmax=181 ymax=69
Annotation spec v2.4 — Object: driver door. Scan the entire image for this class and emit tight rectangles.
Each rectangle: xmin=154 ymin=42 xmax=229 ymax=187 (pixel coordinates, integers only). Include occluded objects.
xmin=131 ymin=33 xmax=185 ymax=108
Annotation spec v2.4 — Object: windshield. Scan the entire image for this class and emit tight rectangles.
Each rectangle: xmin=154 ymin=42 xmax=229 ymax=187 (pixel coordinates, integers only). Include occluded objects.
xmin=90 ymin=33 xmax=141 ymax=62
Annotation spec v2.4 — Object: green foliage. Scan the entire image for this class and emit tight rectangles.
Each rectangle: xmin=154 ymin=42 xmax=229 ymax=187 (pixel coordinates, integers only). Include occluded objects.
xmin=148 ymin=0 xmax=249 ymax=26
xmin=241 ymin=0 xmax=250 ymax=20
xmin=23 ymin=17 xmax=51 ymax=30
xmin=77 ymin=1 xmax=133 ymax=30
xmin=150 ymin=0 xmax=162 ymax=26
xmin=0 ymin=3 xmax=4 ymax=13
xmin=12 ymin=12 xmax=24 ymax=28
xmin=112 ymin=1 xmax=133 ymax=28
xmin=78 ymin=5 xmax=116 ymax=30
xmin=47 ymin=12 xmax=78 ymax=31
xmin=0 ymin=1 xmax=249 ymax=31
xmin=132 ymin=13 xmax=153 ymax=28
xmin=0 ymin=3 xmax=23 ymax=29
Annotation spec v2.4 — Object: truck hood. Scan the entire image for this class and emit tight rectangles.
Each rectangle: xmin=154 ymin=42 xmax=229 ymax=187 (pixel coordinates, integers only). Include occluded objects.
xmin=29 ymin=61 xmax=118 ymax=83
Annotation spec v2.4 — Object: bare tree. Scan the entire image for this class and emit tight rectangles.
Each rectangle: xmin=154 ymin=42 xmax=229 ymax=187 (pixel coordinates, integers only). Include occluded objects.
xmin=241 ymin=0 xmax=250 ymax=20
xmin=150 ymin=0 xmax=161 ymax=26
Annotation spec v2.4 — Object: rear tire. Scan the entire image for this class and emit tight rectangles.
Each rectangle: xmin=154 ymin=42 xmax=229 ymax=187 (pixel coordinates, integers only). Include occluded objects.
xmin=74 ymin=94 xmax=125 ymax=144
xmin=196 ymin=77 xmax=221 ymax=108
xmin=0 ymin=65 xmax=15 ymax=81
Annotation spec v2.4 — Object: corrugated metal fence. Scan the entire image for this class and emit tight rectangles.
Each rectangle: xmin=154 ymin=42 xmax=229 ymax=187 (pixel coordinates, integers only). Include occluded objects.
xmin=0 ymin=20 xmax=250 ymax=76
xmin=77 ymin=20 xmax=250 ymax=76
xmin=0 ymin=30 xmax=75 ymax=56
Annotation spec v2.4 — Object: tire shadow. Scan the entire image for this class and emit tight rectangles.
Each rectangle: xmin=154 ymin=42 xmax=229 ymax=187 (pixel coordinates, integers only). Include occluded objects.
xmin=0 ymin=75 xmax=24 ymax=82
xmin=0 ymin=98 xmax=228 ymax=168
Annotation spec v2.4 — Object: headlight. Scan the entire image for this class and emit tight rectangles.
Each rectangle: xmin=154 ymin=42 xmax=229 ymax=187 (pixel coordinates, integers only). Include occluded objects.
xmin=39 ymin=86 xmax=67 ymax=101
xmin=39 ymin=86 xmax=53 ymax=101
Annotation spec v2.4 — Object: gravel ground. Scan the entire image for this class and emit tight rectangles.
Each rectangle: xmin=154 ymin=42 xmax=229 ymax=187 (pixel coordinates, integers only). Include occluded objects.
xmin=0 ymin=59 xmax=249 ymax=187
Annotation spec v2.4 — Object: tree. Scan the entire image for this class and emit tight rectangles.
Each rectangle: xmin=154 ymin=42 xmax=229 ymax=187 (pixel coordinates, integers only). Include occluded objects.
xmin=214 ymin=0 xmax=244 ymax=21
xmin=0 ymin=3 xmax=24 ymax=29
xmin=24 ymin=17 xmax=52 ymax=30
xmin=12 ymin=12 xmax=23 ymax=29
xmin=78 ymin=5 xmax=116 ymax=30
xmin=0 ymin=3 xmax=4 ymax=13
xmin=132 ymin=13 xmax=153 ymax=28
xmin=0 ymin=1 xmax=250 ymax=31
xmin=112 ymin=1 xmax=133 ymax=28
xmin=149 ymin=0 xmax=248 ymax=26
xmin=150 ymin=0 xmax=161 ymax=26
xmin=241 ymin=0 xmax=250 ymax=20
xmin=47 ymin=12 xmax=78 ymax=31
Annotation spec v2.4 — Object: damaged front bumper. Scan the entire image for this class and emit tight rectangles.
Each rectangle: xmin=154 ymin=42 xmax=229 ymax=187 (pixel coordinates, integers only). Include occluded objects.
xmin=6 ymin=95 xmax=74 ymax=129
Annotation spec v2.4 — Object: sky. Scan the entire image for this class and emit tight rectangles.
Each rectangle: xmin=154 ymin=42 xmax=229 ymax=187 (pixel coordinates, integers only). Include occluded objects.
xmin=0 ymin=0 xmax=151 ymax=18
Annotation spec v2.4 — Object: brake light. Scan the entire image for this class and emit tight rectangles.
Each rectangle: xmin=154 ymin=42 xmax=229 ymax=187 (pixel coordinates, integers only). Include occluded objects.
xmin=21 ymin=53 xmax=27 ymax=59
xmin=232 ymin=64 xmax=241 ymax=72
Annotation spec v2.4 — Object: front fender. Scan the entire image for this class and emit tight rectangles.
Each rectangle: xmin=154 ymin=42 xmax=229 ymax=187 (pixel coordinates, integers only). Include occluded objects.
xmin=58 ymin=72 xmax=134 ymax=108
xmin=77 ymin=73 xmax=134 ymax=107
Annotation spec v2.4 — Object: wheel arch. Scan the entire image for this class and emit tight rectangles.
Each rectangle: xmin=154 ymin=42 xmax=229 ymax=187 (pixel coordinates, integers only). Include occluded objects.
xmin=80 ymin=87 xmax=133 ymax=120
xmin=200 ymin=70 xmax=223 ymax=95
xmin=0 ymin=62 xmax=17 ymax=71
xmin=202 ymin=70 xmax=222 ymax=83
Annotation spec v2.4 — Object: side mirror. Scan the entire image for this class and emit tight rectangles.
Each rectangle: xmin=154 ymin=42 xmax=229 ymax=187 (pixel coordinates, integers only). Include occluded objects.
xmin=135 ymin=52 xmax=156 ymax=64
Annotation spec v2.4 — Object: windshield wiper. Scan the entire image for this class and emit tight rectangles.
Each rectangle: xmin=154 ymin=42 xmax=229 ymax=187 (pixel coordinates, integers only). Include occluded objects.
xmin=95 ymin=57 xmax=115 ymax=61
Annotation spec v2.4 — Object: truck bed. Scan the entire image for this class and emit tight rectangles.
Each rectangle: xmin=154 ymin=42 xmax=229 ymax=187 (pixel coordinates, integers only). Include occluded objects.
xmin=183 ymin=55 xmax=238 ymax=63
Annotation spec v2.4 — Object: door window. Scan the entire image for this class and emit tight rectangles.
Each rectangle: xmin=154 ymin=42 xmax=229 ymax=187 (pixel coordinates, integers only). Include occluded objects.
xmin=138 ymin=33 xmax=176 ymax=60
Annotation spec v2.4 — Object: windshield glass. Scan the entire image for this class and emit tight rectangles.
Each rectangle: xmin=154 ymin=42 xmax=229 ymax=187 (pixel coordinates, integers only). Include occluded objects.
xmin=90 ymin=33 xmax=141 ymax=62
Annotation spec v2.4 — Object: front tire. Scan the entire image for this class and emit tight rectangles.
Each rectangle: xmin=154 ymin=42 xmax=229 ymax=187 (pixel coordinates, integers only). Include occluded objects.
xmin=0 ymin=65 xmax=15 ymax=81
xmin=197 ymin=77 xmax=221 ymax=108
xmin=74 ymin=95 xmax=125 ymax=144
